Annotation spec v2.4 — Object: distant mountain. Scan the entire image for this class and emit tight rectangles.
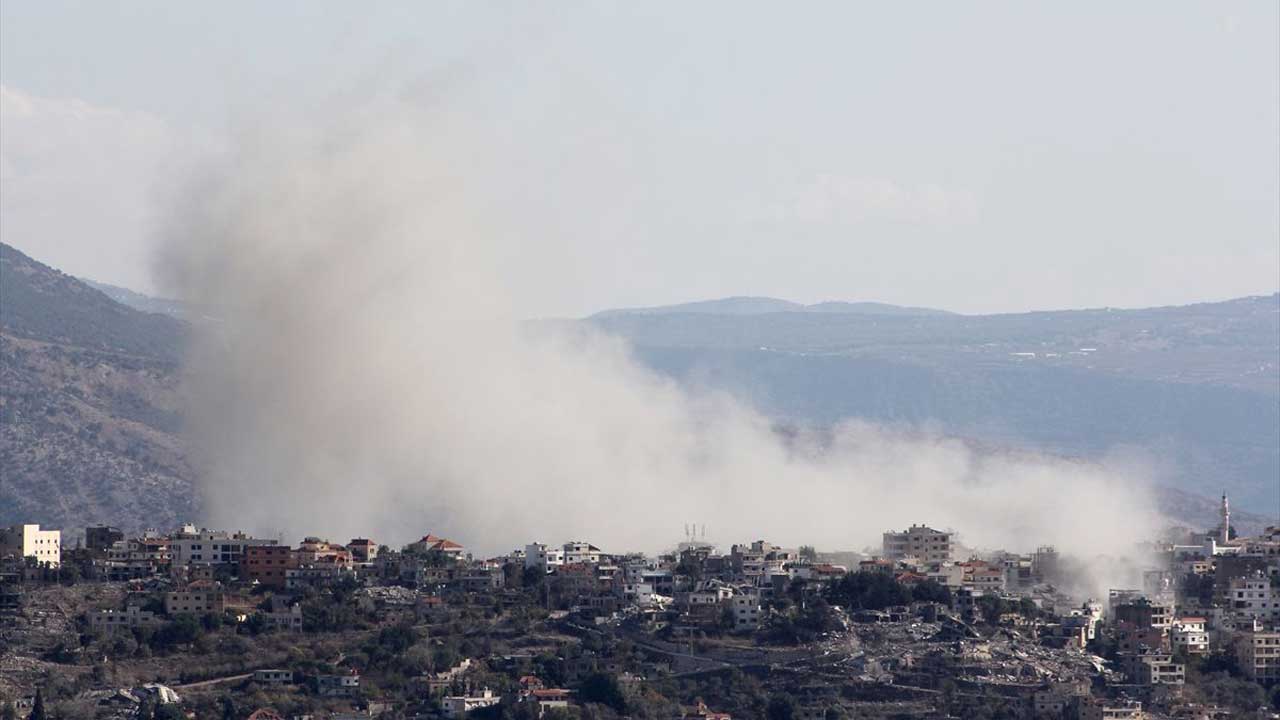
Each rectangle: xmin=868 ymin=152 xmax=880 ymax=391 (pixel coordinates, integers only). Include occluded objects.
xmin=81 ymin=278 xmax=193 ymax=321
xmin=588 ymin=293 xmax=1280 ymax=513
xmin=0 ymin=243 xmax=196 ymax=533
xmin=591 ymin=296 xmax=952 ymax=319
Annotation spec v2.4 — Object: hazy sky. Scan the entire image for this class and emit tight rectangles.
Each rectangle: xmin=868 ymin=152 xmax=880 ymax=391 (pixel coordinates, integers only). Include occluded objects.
xmin=2 ymin=1 xmax=1277 ymax=317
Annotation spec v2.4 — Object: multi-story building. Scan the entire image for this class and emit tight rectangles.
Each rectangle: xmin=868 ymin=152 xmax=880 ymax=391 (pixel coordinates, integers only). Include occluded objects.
xmin=525 ymin=543 xmax=566 ymax=572
xmin=164 ymin=582 xmax=250 ymax=616
xmin=732 ymin=593 xmax=763 ymax=631
xmin=882 ymin=525 xmax=952 ymax=563
xmin=1113 ymin=598 xmax=1172 ymax=631
xmin=347 ymin=538 xmax=378 ymax=563
xmin=1235 ymin=630 xmax=1280 ymax=683
xmin=1121 ymin=653 xmax=1184 ymax=686
xmin=0 ymin=525 xmax=61 ymax=567
xmin=959 ymin=560 xmax=1006 ymax=592
xmin=104 ymin=537 xmax=172 ymax=579
xmin=407 ymin=534 xmax=466 ymax=562
xmin=296 ymin=537 xmax=353 ymax=567
xmin=169 ymin=526 xmax=278 ymax=568
xmin=563 ymin=541 xmax=603 ymax=565
xmin=243 ymin=545 xmax=295 ymax=589
xmin=1226 ymin=573 xmax=1280 ymax=623
xmin=85 ymin=526 xmax=125 ymax=553
xmin=1169 ymin=617 xmax=1209 ymax=655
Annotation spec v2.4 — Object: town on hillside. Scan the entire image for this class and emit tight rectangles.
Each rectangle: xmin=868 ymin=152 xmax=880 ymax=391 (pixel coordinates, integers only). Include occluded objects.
xmin=1 ymin=497 xmax=1279 ymax=720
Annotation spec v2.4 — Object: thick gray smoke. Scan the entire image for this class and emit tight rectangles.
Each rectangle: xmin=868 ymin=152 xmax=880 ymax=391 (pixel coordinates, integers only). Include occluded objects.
xmin=154 ymin=106 xmax=1160 ymax=565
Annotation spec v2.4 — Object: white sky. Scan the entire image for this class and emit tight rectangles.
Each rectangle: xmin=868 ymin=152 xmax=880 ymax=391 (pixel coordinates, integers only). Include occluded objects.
xmin=2 ymin=1 xmax=1277 ymax=317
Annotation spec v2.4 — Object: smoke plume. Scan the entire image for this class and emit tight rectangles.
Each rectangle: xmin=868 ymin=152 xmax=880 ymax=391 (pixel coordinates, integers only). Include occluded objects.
xmin=154 ymin=102 xmax=1160 ymax=564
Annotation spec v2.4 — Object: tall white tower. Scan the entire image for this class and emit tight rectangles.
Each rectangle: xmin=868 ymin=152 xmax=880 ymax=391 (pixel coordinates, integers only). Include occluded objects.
xmin=1220 ymin=492 xmax=1230 ymax=545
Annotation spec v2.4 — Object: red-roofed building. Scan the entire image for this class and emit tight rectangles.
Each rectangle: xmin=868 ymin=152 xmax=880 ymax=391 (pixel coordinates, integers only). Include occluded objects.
xmin=407 ymin=534 xmax=467 ymax=561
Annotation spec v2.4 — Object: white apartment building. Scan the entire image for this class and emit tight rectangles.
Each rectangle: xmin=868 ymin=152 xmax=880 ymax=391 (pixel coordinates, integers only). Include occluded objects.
xmin=732 ymin=593 xmax=763 ymax=631
xmin=1227 ymin=574 xmax=1280 ymax=623
xmin=882 ymin=525 xmax=952 ymax=563
xmin=1 ymin=524 xmax=61 ymax=567
xmin=524 ymin=543 xmax=565 ymax=572
xmin=563 ymin=541 xmax=603 ymax=565
xmin=169 ymin=529 xmax=277 ymax=567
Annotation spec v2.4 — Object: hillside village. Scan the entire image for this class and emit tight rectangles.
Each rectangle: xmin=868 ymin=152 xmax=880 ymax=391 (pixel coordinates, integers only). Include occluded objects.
xmin=2 ymin=498 xmax=1278 ymax=720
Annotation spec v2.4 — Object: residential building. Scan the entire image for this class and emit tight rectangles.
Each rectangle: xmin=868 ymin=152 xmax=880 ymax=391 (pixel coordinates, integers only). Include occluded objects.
xmin=85 ymin=526 xmax=124 ymax=553
xmin=88 ymin=605 xmax=161 ymax=632
xmin=1235 ymin=630 xmax=1280 ymax=683
xmin=1120 ymin=653 xmax=1184 ymax=686
xmin=243 ymin=544 xmax=295 ymax=589
xmin=408 ymin=534 xmax=466 ymax=561
xmin=0 ymin=524 xmax=61 ymax=567
xmin=525 ymin=543 xmax=565 ymax=572
xmin=1226 ymin=573 xmax=1280 ymax=623
xmin=731 ymin=593 xmax=763 ymax=631
xmin=252 ymin=669 xmax=293 ymax=687
xmin=882 ymin=525 xmax=952 ymax=564
xmin=443 ymin=688 xmax=500 ymax=717
xmin=563 ymin=541 xmax=603 ymax=565
xmin=347 ymin=538 xmax=378 ymax=563
xmin=165 ymin=582 xmax=250 ymax=616
xmin=169 ymin=527 xmax=278 ymax=568
xmin=316 ymin=672 xmax=360 ymax=697
xmin=1169 ymin=617 xmax=1209 ymax=656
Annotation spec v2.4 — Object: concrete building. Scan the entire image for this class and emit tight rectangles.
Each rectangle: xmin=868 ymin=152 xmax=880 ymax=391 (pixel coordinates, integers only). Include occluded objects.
xmin=0 ymin=524 xmax=61 ymax=567
xmin=88 ymin=605 xmax=161 ymax=632
xmin=1121 ymin=653 xmax=1184 ymax=686
xmin=1169 ymin=617 xmax=1209 ymax=655
xmin=252 ymin=669 xmax=293 ymax=687
xmin=169 ymin=527 xmax=278 ymax=568
xmin=525 ymin=543 xmax=565 ymax=572
xmin=443 ymin=688 xmax=500 ymax=717
xmin=85 ymin=526 xmax=124 ymax=553
xmin=1235 ymin=630 xmax=1280 ymax=683
xmin=347 ymin=538 xmax=378 ymax=563
xmin=243 ymin=544 xmax=295 ymax=589
xmin=563 ymin=541 xmax=603 ymax=565
xmin=164 ymin=582 xmax=249 ymax=616
xmin=882 ymin=525 xmax=952 ymax=563
xmin=316 ymin=673 xmax=360 ymax=697
xmin=732 ymin=593 xmax=763 ymax=631
xmin=1226 ymin=573 xmax=1280 ymax=623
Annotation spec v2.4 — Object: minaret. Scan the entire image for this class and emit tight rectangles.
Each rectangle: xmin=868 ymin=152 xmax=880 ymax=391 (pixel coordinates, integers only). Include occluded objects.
xmin=1221 ymin=492 xmax=1231 ymax=545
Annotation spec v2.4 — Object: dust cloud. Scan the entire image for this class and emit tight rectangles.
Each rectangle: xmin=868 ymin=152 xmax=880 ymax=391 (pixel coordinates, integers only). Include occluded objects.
xmin=153 ymin=101 xmax=1160 ymax=572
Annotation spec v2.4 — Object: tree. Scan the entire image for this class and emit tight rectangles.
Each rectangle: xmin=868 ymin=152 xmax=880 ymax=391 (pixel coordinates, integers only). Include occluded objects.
xmin=824 ymin=571 xmax=910 ymax=610
xmin=766 ymin=694 xmax=796 ymax=720
xmin=1 ymin=701 xmax=16 ymax=720
xmin=580 ymin=673 xmax=628 ymax=714
xmin=29 ymin=689 xmax=45 ymax=720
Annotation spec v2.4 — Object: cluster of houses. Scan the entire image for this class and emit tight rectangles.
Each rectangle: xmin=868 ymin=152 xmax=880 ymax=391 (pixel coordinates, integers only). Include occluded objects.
xmin=2 ymin=493 xmax=1278 ymax=719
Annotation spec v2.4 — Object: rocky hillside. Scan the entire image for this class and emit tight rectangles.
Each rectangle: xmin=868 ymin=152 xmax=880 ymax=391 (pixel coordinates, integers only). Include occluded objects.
xmin=0 ymin=243 xmax=197 ymax=534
